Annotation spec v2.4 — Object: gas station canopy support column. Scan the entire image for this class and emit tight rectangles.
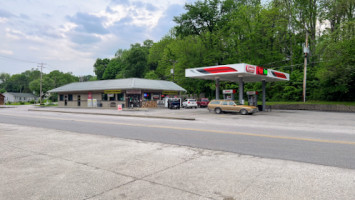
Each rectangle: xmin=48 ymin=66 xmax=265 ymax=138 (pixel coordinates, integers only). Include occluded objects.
xmin=239 ymin=78 xmax=244 ymax=104
xmin=215 ymin=79 xmax=220 ymax=100
xmin=262 ymin=80 xmax=266 ymax=111
xmin=185 ymin=63 xmax=290 ymax=111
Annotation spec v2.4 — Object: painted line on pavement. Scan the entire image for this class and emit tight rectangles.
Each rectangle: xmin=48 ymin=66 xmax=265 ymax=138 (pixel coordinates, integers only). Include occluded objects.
xmin=1 ymin=113 xmax=355 ymax=145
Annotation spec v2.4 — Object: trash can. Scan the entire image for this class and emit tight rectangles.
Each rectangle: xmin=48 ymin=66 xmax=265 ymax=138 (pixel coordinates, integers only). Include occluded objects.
xmin=257 ymin=105 xmax=263 ymax=111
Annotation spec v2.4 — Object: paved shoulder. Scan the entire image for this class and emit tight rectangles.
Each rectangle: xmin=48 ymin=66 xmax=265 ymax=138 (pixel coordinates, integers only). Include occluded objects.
xmin=0 ymin=123 xmax=354 ymax=200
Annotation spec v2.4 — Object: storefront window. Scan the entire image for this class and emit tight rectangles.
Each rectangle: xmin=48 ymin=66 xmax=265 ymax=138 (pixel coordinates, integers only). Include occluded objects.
xmin=117 ymin=93 xmax=124 ymax=101
xmin=102 ymin=94 xmax=108 ymax=101
xmin=68 ymin=94 xmax=73 ymax=101
xmin=152 ymin=93 xmax=160 ymax=100
xmin=59 ymin=95 xmax=64 ymax=101
xmin=109 ymin=94 xmax=115 ymax=101
xmin=143 ymin=93 xmax=151 ymax=101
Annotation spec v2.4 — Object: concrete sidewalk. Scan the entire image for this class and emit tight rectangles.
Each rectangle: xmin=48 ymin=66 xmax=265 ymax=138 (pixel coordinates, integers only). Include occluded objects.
xmin=1 ymin=123 xmax=354 ymax=200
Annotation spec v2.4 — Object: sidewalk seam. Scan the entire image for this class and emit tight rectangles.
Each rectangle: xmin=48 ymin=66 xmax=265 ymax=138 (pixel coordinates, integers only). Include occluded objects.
xmin=28 ymin=109 xmax=195 ymax=121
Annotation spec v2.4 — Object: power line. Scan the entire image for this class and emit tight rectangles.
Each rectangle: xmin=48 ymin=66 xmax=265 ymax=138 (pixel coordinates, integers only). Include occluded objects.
xmin=267 ymin=59 xmax=334 ymax=70
xmin=0 ymin=54 xmax=38 ymax=64
xmin=0 ymin=54 xmax=63 ymax=72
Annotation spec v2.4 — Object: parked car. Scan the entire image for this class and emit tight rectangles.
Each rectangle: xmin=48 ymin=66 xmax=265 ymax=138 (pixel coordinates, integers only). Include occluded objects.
xmin=182 ymin=99 xmax=198 ymax=108
xmin=207 ymin=99 xmax=258 ymax=115
xmin=168 ymin=98 xmax=181 ymax=109
xmin=197 ymin=98 xmax=209 ymax=108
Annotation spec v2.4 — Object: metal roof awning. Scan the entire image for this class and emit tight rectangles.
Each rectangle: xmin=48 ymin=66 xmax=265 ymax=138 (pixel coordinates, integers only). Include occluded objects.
xmin=185 ymin=63 xmax=289 ymax=82
xmin=48 ymin=78 xmax=187 ymax=93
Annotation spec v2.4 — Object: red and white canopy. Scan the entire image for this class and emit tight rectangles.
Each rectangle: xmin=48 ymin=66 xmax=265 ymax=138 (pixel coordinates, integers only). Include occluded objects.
xmin=185 ymin=63 xmax=289 ymax=82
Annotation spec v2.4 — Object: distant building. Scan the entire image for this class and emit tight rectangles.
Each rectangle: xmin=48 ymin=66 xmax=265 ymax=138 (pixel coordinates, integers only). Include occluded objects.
xmin=48 ymin=78 xmax=186 ymax=108
xmin=3 ymin=92 xmax=38 ymax=103
xmin=0 ymin=93 xmax=4 ymax=105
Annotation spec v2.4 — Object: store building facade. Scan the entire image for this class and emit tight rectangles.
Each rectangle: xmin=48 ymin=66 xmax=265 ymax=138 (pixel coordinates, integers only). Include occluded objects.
xmin=48 ymin=78 xmax=186 ymax=108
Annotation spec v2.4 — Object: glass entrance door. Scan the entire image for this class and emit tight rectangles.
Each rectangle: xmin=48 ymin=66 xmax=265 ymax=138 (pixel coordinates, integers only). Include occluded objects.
xmin=127 ymin=94 xmax=141 ymax=108
xmin=77 ymin=95 xmax=81 ymax=106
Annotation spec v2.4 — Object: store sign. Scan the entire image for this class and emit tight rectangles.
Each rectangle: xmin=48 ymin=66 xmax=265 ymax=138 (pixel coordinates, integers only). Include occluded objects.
xmin=88 ymin=92 xmax=92 ymax=99
xmin=223 ymin=89 xmax=235 ymax=94
xmin=104 ymin=90 xmax=121 ymax=94
xmin=152 ymin=95 xmax=160 ymax=99
xmin=256 ymin=66 xmax=268 ymax=75
xmin=246 ymin=65 xmax=256 ymax=73
xmin=163 ymin=91 xmax=178 ymax=95
xmin=126 ymin=89 xmax=141 ymax=94
xmin=247 ymin=91 xmax=258 ymax=95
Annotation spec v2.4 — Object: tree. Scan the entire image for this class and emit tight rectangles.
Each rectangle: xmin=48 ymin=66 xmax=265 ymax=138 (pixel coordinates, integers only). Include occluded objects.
xmin=5 ymin=74 xmax=27 ymax=93
xmin=48 ymin=70 xmax=78 ymax=88
xmin=93 ymin=58 xmax=110 ymax=80
xmin=29 ymin=75 xmax=55 ymax=96
xmin=315 ymin=21 xmax=355 ymax=101
xmin=102 ymin=58 xmax=122 ymax=79
xmin=123 ymin=43 xmax=150 ymax=78
xmin=173 ymin=0 xmax=226 ymax=37
xmin=0 ymin=73 xmax=10 ymax=83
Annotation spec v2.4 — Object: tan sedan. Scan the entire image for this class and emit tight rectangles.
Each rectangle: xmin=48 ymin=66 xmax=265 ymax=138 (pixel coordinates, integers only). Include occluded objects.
xmin=208 ymin=100 xmax=258 ymax=115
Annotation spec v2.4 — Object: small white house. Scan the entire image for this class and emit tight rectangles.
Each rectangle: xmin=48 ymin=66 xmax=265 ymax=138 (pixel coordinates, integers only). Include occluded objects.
xmin=4 ymin=92 xmax=38 ymax=103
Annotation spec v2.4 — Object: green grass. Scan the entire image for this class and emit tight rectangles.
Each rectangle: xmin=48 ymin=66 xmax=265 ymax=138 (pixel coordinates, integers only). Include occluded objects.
xmin=265 ymin=101 xmax=355 ymax=106
xmin=5 ymin=102 xmax=33 ymax=105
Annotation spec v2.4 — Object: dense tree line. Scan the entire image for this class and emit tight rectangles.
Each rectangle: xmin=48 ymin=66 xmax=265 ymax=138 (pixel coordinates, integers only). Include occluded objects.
xmin=0 ymin=70 xmax=80 ymax=101
xmin=1 ymin=0 xmax=353 ymax=102
xmin=94 ymin=0 xmax=354 ymax=101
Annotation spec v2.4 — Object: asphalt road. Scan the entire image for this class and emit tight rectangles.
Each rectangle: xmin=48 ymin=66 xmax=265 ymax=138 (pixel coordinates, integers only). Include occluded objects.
xmin=1 ymin=107 xmax=355 ymax=169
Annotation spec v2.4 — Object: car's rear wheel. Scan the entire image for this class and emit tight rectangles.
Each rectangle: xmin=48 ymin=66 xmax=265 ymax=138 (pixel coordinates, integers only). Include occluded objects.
xmin=240 ymin=109 xmax=248 ymax=115
xmin=215 ymin=108 xmax=222 ymax=114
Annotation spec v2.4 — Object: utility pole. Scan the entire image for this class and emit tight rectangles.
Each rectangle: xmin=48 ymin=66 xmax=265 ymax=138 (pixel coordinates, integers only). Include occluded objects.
xmin=38 ymin=63 xmax=45 ymax=106
xmin=303 ymin=32 xmax=309 ymax=103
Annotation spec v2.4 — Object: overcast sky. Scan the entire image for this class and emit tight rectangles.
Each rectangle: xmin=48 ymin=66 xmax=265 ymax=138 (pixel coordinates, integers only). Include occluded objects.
xmin=0 ymin=0 xmax=195 ymax=76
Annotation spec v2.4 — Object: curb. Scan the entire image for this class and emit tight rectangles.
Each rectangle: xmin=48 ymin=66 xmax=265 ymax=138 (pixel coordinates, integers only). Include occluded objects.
xmin=271 ymin=104 xmax=355 ymax=113
xmin=28 ymin=109 xmax=195 ymax=121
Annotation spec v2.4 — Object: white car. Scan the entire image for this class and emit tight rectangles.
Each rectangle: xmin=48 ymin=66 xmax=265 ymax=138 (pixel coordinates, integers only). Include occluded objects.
xmin=182 ymin=99 xmax=198 ymax=109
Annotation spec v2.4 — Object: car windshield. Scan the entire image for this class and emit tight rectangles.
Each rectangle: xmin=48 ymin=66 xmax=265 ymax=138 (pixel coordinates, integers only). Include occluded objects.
xmin=202 ymin=99 xmax=208 ymax=102
xmin=189 ymin=100 xmax=196 ymax=102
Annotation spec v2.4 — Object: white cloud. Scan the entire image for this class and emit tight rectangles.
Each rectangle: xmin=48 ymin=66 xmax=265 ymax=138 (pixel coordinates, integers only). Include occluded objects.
xmin=0 ymin=0 xmax=192 ymax=76
xmin=0 ymin=50 xmax=13 ymax=55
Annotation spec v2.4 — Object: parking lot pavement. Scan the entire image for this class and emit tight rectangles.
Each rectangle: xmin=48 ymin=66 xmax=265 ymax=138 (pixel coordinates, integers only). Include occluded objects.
xmin=26 ymin=105 xmax=355 ymax=135
xmin=1 ymin=123 xmax=354 ymax=200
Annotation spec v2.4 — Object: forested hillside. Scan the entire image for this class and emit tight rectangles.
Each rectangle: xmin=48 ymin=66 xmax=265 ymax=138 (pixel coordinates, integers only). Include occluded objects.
xmin=93 ymin=0 xmax=354 ymax=101
xmin=1 ymin=0 xmax=353 ymax=102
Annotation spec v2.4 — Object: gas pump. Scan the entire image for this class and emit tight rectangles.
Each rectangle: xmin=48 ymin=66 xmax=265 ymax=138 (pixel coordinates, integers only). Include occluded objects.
xmin=223 ymin=89 xmax=236 ymax=100
xmin=246 ymin=91 xmax=258 ymax=106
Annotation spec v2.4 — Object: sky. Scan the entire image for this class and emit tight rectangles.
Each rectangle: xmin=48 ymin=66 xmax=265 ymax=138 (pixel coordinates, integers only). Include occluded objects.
xmin=0 ymin=0 xmax=195 ymax=76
